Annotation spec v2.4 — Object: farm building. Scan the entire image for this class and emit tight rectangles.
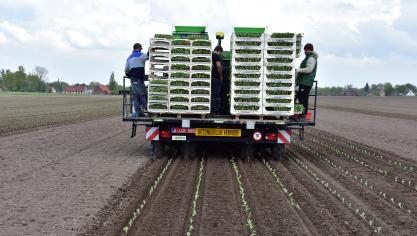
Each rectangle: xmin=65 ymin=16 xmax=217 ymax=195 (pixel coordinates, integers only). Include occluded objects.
xmin=64 ymin=84 xmax=88 ymax=94
xmin=93 ymin=85 xmax=111 ymax=95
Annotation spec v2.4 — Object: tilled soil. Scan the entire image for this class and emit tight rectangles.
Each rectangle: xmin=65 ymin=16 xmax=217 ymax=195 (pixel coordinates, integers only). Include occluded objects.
xmin=0 ymin=116 xmax=150 ymax=235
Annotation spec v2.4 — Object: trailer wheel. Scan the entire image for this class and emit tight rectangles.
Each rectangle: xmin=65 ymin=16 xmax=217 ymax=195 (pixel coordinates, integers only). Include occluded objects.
xmin=151 ymin=141 xmax=165 ymax=159
xmin=179 ymin=142 xmax=194 ymax=160
xmin=241 ymin=143 xmax=254 ymax=161
xmin=271 ymin=143 xmax=285 ymax=160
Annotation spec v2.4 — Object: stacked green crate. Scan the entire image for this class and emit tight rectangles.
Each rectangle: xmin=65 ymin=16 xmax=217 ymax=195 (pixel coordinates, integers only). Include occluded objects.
xmin=190 ymin=39 xmax=212 ymax=113
xmin=262 ymin=32 xmax=297 ymax=115
xmin=169 ymin=39 xmax=192 ymax=113
xmin=148 ymin=36 xmax=172 ymax=112
xmin=230 ymin=32 xmax=264 ymax=115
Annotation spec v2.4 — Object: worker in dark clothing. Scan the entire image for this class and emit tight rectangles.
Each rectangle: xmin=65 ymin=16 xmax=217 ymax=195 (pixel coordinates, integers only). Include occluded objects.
xmin=295 ymin=43 xmax=318 ymax=116
xmin=211 ymin=45 xmax=224 ymax=115
xmin=125 ymin=43 xmax=149 ymax=117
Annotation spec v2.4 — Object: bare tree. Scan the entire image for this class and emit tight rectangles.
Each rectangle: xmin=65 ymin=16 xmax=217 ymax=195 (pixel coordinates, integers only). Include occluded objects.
xmin=35 ymin=66 xmax=48 ymax=81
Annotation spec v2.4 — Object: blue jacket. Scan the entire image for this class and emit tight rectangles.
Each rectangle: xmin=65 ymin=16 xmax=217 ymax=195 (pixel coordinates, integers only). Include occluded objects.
xmin=125 ymin=50 xmax=149 ymax=80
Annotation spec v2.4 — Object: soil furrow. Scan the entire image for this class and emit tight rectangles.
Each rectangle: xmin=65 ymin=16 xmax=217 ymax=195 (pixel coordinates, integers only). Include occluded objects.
xmin=127 ymin=159 xmax=198 ymax=236
xmin=288 ymin=145 xmax=417 ymax=235
xmin=237 ymin=159 xmax=315 ymax=235
xmin=195 ymin=156 xmax=247 ymax=236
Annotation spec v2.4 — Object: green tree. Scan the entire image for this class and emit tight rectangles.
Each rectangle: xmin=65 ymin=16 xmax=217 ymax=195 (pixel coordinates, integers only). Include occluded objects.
xmin=89 ymin=81 xmax=101 ymax=89
xmin=384 ymin=82 xmax=394 ymax=96
xmin=364 ymin=82 xmax=369 ymax=94
xmin=108 ymin=71 xmax=118 ymax=94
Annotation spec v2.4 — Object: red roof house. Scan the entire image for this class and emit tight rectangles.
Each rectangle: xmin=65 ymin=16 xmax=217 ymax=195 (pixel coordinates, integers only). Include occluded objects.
xmin=64 ymin=84 xmax=88 ymax=94
xmin=93 ymin=85 xmax=111 ymax=95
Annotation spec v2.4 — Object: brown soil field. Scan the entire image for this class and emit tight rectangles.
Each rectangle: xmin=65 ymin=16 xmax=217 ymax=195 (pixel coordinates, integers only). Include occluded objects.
xmin=2 ymin=95 xmax=417 ymax=235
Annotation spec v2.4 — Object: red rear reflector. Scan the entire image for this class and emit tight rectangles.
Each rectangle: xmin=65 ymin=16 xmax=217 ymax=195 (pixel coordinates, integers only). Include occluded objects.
xmin=265 ymin=133 xmax=277 ymax=140
xmin=160 ymin=130 xmax=171 ymax=138
xmin=306 ymin=112 xmax=312 ymax=121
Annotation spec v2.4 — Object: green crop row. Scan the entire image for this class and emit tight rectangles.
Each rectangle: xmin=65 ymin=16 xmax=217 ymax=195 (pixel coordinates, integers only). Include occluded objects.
xmin=235 ymin=81 xmax=260 ymax=86
xmin=191 ymin=105 xmax=209 ymax=110
xmin=191 ymin=81 xmax=210 ymax=87
xmin=234 ymin=74 xmax=261 ymax=78
xmin=170 ymin=105 xmax=188 ymax=110
xmin=266 ymin=74 xmax=292 ymax=79
xmin=171 ymin=72 xmax=190 ymax=78
xmin=192 ymin=73 xmax=210 ymax=79
xmin=150 ymin=80 xmax=168 ymax=85
xmin=154 ymin=34 xmax=173 ymax=39
xmin=193 ymin=41 xmax=211 ymax=46
xmin=170 ymin=97 xmax=189 ymax=102
xmin=191 ymin=89 xmax=209 ymax=94
xmin=192 ymin=57 xmax=210 ymax=63
xmin=267 ymin=57 xmax=293 ymax=63
xmin=235 ymin=57 xmax=261 ymax=62
xmin=192 ymin=65 xmax=210 ymax=70
xmin=234 ymin=105 xmax=259 ymax=110
xmin=295 ymin=104 xmax=304 ymax=112
xmin=267 ymin=50 xmax=293 ymax=55
xmin=171 ymin=48 xmax=190 ymax=54
xmin=149 ymin=104 xmax=168 ymax=109
xmin=266 ymin=90 xmax=292 ymax=95
xmin=235 ymin=41 xmax=262 ymax=46
xmin=235 ymin=65 xmax=261 ymax=70
xmin=192 ymin=49 xmax=211 ymax=54
xmin=265 ymin=106 xmax=291 ymax=111
xmin=235 ymin=32 xmax=262 ymax=38
xmin=267 ymin=65 xmax=293 ymax=71
xmin=235 ymin=90 xmax=260 ymax=94
xmin=149 ymin=95 xmax=167 ymax=101
xmin=267 ymin=41 xmax=293 ymax=47
xmin=172 ymin=40 xmax=190 ymax=45
xmin=171 ymin=64 xmax=190 ymax=70
xmin=170 ymin=89 xmax=189 ymax=94
xmin=150 ymin=87 xmax=168 ymax=93
xmin=234 ymin=97 xmax=260 ymax=102
xmin=271 ymin=32 xmax=294 ymax=38
xmin=266 ymin=82 xmax=292 ymax=87
xmin=235 ymin=49 xmax=261 ymax=54
xmin=172 ymin=56 xmax=190 ymax=62
xmin=191 ymin=97 xmax=209 ymax=103
xmin=170 ymin=80 xmax=189 ymax=86
xmin=266 ymin=98 xmax=291 ymax=103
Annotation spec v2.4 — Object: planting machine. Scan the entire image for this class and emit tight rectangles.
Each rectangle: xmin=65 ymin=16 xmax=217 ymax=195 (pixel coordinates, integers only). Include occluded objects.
xmin=121 ymin=26 xmax=317 ymax=159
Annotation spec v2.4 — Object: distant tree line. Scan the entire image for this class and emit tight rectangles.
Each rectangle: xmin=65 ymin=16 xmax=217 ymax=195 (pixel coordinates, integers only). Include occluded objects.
xmin=0 ymin=66 xmax=123 ymax=94
xmin=318 ymin=83 xmax=417 ymax=96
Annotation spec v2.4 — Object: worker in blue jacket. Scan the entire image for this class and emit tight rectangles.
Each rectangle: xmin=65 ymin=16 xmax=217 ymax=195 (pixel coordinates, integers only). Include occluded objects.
xmin=125 ymin=43 xmax=149 ymax=117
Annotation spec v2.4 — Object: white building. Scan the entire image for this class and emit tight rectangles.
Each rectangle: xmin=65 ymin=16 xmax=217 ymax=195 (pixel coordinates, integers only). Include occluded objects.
xmin=405 ymin=90 xmax=415 ymax=96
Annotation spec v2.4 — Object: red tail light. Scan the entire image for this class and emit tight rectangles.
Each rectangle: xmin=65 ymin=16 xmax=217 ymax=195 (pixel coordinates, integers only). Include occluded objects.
xmin=265 ymin=133 xmax=277 ymax=141
xmin=160 ymin=130 xmax=172 ymax=139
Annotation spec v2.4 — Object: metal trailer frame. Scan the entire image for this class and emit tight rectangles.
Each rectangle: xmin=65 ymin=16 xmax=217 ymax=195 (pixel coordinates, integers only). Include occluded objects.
xmin=120 ymin=76 xmax=318 ymax=159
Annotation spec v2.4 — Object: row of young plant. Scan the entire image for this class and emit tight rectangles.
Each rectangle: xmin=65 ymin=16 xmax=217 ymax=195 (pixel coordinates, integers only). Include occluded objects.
xmin=231 ymin=32 xmax=264 ymax=114
xmin=307 ymin=130 xmax=417 ymax=173
xmin=148 ymin=37 xmax=171 ymax=112
xmin=230 ymin=159 xmax=257 ymax=235
xmin=304 ymin=135 xmax=417 ymax=192
xmin=122 ymin=158 xmax=173 ymax=234
xmin=169 ymin=38 xmax=211 ymax=113
xmin=292 ymin=138 xmax=414 ymax=216
xmin=186 ymin=158 xmax=205 ymax=236
xmin=262 ymin=159 xmax=300 ymax=209
xmin=286 ymin=150 xmax=383 ymax=234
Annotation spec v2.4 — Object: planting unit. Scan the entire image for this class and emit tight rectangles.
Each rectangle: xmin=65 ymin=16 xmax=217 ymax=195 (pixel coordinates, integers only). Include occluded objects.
xmin=123 ymin=26 xmax=317 ymax=161
xmin=230 ymin=32 xmax=265 ymax=115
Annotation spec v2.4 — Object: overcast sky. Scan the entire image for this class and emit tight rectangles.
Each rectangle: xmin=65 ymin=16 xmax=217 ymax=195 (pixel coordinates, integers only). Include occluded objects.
xmin=0 ymin=0 xmax=416 ymax=87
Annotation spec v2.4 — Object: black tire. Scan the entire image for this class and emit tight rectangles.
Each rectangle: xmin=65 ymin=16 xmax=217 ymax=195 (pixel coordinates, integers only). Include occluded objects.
xmin=271 ymin=143 xmax=285 ymax=160
xmin=240 ymin=143 xmax=255 ymax=161
xmin=151 ymin=141 xmax=165 ymax=159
